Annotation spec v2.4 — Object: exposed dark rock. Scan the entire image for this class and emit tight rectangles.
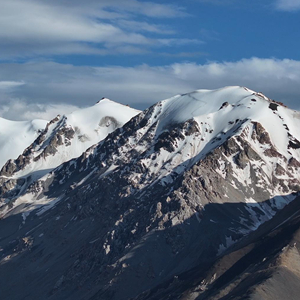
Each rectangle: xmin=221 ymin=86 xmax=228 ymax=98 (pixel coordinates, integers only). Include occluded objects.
xmin=183 ymin=119 xmax=201 ymax=136
xmin=269 ymin=102 xmax=279 ymax=111
xmin=275 ymin=163 xmax=286 ymax=176
xmin=222 ymin=138 xmax=240 ymax=156
xmin=0 ymin=159 xmax=16 ymax=177
xmin=288 ymin=139 xmax=300 ymax=150
xmin=99 ymin=116 xmax=121 ymax=129
xmin=251 ymin=121 xmax=272 ymax=144
xmin=289 ymin=158 xmax=300 ymax=168
xmin=235 ymin=151 xmax=248 ymax=169
xmin=244 ymin=142 xmax=261 ymax=161
xmin=284 ymin=124 xmax=290 ymax=131
xmin=219 ymin=102 xmax=229 ymax=110
xmin=264 ymin=147 xmax=283 ymax=158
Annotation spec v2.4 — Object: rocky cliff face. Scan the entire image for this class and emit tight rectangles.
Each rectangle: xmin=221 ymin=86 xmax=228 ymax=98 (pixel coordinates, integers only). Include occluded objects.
xmin=0 ymin=87 xmax=300 ymax=300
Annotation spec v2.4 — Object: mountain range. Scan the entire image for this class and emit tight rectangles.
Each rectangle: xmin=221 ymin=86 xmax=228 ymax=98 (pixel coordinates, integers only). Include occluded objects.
xmin=1 ymin=86 xmax=300 ymax=300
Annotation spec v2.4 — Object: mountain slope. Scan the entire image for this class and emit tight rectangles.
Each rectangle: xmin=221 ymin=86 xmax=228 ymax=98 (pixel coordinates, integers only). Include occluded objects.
xmin=136 ymin=196 xmax=300 ymax=300
xmin=0 ymin=99 xmax=140 ymax=202
xmin=0 ymin=86 xmax=300 ymax=300
xmin=0 ymin=117 xmax=47 ymax=169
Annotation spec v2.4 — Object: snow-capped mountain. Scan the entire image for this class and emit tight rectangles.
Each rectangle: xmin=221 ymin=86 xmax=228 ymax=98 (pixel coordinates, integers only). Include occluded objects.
xmin=0 ymin=99 xmax=140 ymax=201
xmin=1 ymin=86 xmax=300 ymax=300
xmin=0 ymin=117 xmax=47 ymax=169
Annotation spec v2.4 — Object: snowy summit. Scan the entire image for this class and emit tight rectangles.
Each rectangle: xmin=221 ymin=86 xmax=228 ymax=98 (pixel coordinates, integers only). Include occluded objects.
xmin=1 ymin=87 xmax=300 ymax=300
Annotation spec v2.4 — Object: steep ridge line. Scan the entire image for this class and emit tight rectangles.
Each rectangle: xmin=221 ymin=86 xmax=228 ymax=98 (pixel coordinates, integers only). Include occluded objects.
xmin=0 ymin=86 xmax=300 ymax=300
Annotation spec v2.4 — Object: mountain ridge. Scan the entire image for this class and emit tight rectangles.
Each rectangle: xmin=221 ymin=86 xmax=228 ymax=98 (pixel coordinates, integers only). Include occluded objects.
xmin=0 ymin=86 xmax=300 ymax=300
xmin=0 ymin=117 xmax=47 ymax=170
xmin=0 ymin=99 xmax=140 ymax=204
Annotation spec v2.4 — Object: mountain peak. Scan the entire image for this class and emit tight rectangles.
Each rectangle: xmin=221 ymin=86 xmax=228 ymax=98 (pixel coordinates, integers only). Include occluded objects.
xmin=150 ymin=86 xmax=296 ymax=160
xmin=1 ymin=87 xmax=300 ymax=300
xmin=0 ymin=117 xmax=47 ymax=169
xmin=96 ymin=97 xmax=114 ymax=103
xmin=0 ymin=99 xmax=141 ymax=199
xmin=95 ymin=97 xmax=136 ymax=110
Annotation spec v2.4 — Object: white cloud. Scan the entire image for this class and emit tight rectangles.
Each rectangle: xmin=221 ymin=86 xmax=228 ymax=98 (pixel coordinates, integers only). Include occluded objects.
xmin=0 ymin=81 xmax=25 ymax=89
xmin=275 ymin=0 xmax=300 ymax=11
xmin=0 ymin=100 xmax=80 ymax=121
xmin=157 ymin=38 xmax=204 ymax=47
xmin=117 ymin=20 xmax=175 ymax=34
xmin=0 ymin=0 xmax=190 ymax=59
xmin=0 ymin=58 xmax=300 ymax=120
xmin=56 ymin=0 xmax=187 ymax=18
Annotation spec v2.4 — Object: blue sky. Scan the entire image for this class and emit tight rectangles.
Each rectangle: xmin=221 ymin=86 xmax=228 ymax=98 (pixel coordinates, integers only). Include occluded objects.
xmin=0 ymin=0 xmax=300 ymax=120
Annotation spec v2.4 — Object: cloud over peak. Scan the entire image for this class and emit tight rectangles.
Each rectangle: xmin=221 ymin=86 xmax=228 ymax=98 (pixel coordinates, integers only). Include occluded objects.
xmin=1 ymin=58 xmax=300 ymax=120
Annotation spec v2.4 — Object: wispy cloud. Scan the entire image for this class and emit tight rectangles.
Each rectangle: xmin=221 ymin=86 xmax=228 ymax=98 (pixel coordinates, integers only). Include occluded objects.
xmin=0 ymin=81 xmax=25 ymax=89
xmin=1 ymin=58 xmax=300 ymax=120
xmin=0 ymin=100 xmax=80 ymax=121
xmin=159 ymin=52 xmax=208 ymax=58
xmin=157 ymin=39 xmax=204 ymax=47
xmin=275 ymin=0 xmax=300 ymax=11
xmin=0 ymin=0 xmax=192 ymax=59
xmin=117 ymin=20 xmax=175 ymax=34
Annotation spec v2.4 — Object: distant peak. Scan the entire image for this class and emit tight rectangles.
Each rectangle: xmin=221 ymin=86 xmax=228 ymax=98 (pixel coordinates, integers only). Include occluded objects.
xmin=95 ymin=98 xmax=137 ymax=110
xmin=96 ymin=97 xmax=114 ymax=104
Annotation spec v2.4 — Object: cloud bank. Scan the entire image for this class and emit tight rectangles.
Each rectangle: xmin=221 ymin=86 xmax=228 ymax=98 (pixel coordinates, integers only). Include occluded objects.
xmin=0 ymin=57 xmax=299 ymax=120
xmin=0 ymin=0 xmax=194 ymax=59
